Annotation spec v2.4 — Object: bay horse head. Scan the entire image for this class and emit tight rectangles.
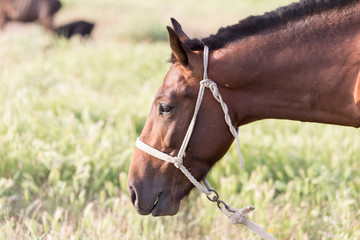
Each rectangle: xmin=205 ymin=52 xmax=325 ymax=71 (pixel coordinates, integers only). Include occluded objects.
xmin=127 ymin=19 xmax=238 ymax=216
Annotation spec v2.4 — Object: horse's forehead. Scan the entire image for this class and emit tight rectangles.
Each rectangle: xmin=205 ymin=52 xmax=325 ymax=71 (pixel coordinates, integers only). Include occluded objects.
xmin=161 ymin=65 xmax=190 ymax=92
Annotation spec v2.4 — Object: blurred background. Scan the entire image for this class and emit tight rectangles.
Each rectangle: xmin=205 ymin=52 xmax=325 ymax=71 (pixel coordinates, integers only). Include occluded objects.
xmin=0 ymin=0 xmax=359 ymax=239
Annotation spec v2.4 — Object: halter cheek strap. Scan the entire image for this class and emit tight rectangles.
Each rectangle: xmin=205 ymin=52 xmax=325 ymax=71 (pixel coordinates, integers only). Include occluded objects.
xmin=135 ymin=46 xmax=276 ymax=240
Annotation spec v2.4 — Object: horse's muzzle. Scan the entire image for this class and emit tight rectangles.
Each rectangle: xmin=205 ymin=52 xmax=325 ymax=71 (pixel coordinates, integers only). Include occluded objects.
xmin=128 ymin=182 xmax=180 ymax=216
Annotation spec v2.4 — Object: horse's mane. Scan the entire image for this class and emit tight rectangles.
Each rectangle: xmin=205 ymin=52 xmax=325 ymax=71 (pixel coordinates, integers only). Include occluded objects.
xmin=186 ymin=0 xmax=358 ymax=51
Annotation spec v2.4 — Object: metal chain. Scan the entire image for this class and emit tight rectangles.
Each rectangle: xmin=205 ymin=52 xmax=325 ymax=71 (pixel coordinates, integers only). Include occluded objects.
xmin=206 ymin=188 xmax=234 ymax=213
xmin=203 ymin=178 xmax=276 ymax=240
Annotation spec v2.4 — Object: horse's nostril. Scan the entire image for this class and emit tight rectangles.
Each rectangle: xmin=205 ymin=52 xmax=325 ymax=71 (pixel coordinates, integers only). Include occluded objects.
xmin=129 ymin=185 xmax=137 ymax=206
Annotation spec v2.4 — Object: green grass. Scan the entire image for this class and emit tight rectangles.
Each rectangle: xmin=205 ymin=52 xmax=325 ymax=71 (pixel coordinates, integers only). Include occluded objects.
xmin=0 ymin=0 xmax=360 ymax=239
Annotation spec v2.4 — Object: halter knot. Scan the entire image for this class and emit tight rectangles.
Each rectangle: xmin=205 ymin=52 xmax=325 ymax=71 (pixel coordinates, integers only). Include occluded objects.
xmin=200 ymin=79 xmax=222 ymax=101
xmin=173 ymin=157 xmax=183 ymax=168
xmin=200 ymin=79 xmax=213 ymax=88
xmin=230 ymin=213 xmax=248 ymax=225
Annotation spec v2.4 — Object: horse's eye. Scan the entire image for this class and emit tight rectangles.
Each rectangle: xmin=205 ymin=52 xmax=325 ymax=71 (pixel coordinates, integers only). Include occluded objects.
xmin=159 ymin=104 xmax=174 ymax=115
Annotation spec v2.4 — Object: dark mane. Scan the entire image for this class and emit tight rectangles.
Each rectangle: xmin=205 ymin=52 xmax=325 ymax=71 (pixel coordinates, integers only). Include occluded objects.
xmin=186 ymin=0 xmax=358 ymax=51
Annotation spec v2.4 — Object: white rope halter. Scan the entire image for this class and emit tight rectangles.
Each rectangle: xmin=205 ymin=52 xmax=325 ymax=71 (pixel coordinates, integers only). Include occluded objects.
xmin=135 ymin=46 xmax=276 ymax=240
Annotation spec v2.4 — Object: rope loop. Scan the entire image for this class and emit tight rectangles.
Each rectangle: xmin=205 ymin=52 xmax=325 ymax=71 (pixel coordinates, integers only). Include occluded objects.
xmin=209 ymin=82 xmax=218 ymax=92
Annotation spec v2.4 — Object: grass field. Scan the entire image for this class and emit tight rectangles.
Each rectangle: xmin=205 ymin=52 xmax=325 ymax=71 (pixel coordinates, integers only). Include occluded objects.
xmin=0 ymin=0 xmax=360 ymax=239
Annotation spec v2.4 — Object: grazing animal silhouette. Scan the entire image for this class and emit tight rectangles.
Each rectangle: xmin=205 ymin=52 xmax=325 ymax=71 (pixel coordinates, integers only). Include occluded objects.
xmin=54 ymin=20 xmax=95 ymax=38
xmin=0 ymin=0 xmax=62 ymax=31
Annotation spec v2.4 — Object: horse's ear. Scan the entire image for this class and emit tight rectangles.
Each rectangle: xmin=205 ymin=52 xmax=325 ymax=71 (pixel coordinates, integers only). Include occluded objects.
xmin=167 ymin=26 xmax=196 ymax=67
xmin=171 ymin=18 xmax=189 ymax=42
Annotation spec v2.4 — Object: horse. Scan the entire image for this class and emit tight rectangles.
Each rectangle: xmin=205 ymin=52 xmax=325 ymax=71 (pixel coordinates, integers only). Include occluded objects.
xmin=54 ymin=20 xmax=95 ymax=39
xmin=0 ymin=0 xmax=62 ymax=31
xmin=128 ymin=0 xmax=360 ymax=220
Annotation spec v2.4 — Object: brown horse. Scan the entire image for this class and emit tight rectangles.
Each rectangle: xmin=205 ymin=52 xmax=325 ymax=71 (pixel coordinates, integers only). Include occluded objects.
xmin=0 ymin=0 xmax=62 ymax=31
xmin=128 ymin=0 xmax=360 ymax=217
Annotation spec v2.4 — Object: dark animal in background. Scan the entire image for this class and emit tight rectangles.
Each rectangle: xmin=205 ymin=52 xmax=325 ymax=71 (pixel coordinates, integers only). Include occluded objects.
xmin=54 ymin=20 xmax=95 ymax=39
xmin=0 ymin=0 xmax=62 ymax=31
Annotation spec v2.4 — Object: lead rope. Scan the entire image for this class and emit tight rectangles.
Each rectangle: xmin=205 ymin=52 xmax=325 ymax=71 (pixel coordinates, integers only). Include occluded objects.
xmin=135 ymin=45 xmax=276 ymax=240
xmin=200 ymin=46 xmax=275 ymax=240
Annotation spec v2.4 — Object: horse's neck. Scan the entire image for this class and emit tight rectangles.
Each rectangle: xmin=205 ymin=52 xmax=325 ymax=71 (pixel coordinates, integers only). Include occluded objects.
xmin=210 ymin=7 xmax=360 ymax=128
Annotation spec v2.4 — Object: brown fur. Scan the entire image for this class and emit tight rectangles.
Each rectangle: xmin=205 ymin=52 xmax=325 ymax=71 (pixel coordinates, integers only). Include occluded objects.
xmin=0 ymin=0 xmax=61 ymax=31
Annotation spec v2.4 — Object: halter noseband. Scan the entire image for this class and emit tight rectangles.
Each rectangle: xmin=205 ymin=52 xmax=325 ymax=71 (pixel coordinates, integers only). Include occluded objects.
xmin=134 ymin=46 xmax=276 ymax=240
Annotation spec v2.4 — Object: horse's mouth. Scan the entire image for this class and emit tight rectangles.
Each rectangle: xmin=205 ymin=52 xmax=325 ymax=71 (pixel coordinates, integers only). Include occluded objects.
xmin=150 ymin=190 xmax=180 ymax=216
xmin=150 ymin=191 xmax=162 ymax=214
